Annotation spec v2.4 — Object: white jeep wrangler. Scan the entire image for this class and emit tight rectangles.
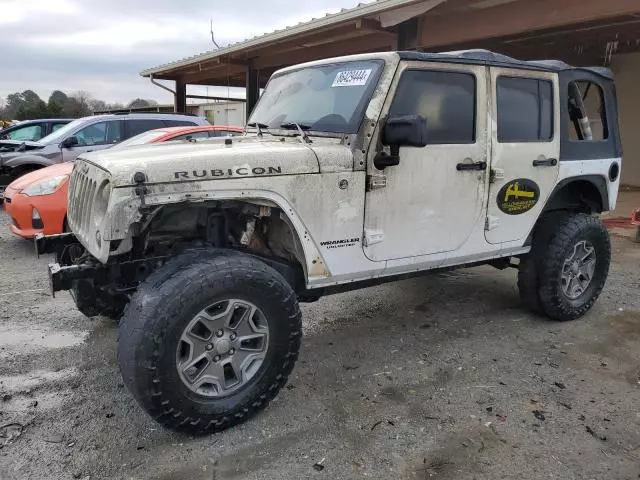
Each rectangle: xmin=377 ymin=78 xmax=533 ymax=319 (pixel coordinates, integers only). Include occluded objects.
xmin=39 ymin=50 xmax=622 ymax=434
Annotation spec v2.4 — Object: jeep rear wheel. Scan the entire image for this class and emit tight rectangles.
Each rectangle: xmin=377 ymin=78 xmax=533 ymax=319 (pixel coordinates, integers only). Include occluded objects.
xmin=523 ymin=213 xmax=610 ymax=321
xmin=517 ymin=211 xmax=571 ymax=314
xmin=117 ymin=249 xmax=301 ymax=434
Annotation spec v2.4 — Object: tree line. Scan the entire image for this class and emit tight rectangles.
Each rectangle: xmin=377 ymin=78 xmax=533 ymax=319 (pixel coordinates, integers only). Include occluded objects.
xmin=0 ymin=90 xmax=159 ymax=121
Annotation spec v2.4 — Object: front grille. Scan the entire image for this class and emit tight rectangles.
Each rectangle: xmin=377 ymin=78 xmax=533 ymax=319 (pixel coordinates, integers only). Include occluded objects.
xmin=68 ymin=161 xmax=107 ymax=252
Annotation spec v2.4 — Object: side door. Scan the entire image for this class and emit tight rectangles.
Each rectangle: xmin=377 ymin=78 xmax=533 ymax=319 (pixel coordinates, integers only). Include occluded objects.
xmin=363 ymin=62 xmax=488 ymax=261
xmin=485 ymin=69 xmax=560 ymax=244
xmin=61 ymin=120 xmax=123 ymax=162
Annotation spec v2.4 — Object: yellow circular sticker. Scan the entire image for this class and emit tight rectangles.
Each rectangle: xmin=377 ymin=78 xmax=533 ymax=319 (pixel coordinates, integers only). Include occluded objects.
xmin=497 ymin=179 xmax=540 ymax=215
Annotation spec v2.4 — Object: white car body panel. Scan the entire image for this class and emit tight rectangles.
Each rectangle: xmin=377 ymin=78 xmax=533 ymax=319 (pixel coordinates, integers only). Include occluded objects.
xmin=67 ymin=51 xmax=622 ymax=293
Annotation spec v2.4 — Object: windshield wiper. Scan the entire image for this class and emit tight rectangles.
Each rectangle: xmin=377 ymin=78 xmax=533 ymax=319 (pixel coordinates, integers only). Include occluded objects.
xmin=279 ymin=122 xmax=312 ymax=143
xmin=247 ymin=122 xmax=269 ymax=137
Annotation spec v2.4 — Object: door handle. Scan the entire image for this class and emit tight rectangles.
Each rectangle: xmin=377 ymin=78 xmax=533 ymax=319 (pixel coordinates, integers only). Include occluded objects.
xmin=456 ymin=161 xmax=487 ymax=171
xmin=532 ymin=158 xmax=557 ymax=167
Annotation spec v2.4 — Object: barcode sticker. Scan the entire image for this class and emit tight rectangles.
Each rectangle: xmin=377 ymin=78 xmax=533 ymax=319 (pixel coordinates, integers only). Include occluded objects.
xmin=331 ymin=69 xmax=372 ymax=87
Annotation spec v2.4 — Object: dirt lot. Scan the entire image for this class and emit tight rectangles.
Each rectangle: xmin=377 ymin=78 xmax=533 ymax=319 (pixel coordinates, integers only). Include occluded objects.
xmin=0 ymin=209 xmax=639 ymax=480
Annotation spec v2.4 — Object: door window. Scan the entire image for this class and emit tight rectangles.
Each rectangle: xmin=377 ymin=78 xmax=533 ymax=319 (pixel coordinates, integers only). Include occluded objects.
xmin=497 ymin=77 xmax=553 ymax=142
xmin=74 ymin=121 xmax=122 ymax=146
xmin=6 ymin=124 xmax=42 ymax=141
xmin=567 ymin=81 xmax=607 ymax=141
xmin=51 ymin=123 xmax=67 ymax=133
xmin=389 ymin=70 xmax=476 ymax=144
xmin=126 ymin=119 xmax=167 ymax=138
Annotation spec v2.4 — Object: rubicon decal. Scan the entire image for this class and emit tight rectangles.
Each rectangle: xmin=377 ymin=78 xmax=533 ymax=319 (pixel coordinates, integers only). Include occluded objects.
xmin=320 ymin=237 xmax=360 ymax=249
xmin=497 ymin=179 xmax=540 ymax=215
xmin=174 ymin=166 xmax=282 ymax=179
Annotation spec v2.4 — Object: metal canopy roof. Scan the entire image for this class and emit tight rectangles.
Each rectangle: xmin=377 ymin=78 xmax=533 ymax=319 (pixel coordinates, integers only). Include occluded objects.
xmin=141 ymin=0 xmax=640 ymax=89
xmin=140 ymin=0 xmax=446 ymax=84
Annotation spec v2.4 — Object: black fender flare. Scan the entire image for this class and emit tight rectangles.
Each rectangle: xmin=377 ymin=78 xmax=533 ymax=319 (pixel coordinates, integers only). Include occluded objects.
xmin=542 ymin=174 xmax=609 ymax=214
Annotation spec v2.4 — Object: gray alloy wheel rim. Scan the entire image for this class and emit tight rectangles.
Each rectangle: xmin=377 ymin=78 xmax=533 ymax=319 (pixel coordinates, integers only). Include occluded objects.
xmin=561 ymin=240 xmax=597 ymax=300
xmin=176 ymin=299 xmax=270 ymax=398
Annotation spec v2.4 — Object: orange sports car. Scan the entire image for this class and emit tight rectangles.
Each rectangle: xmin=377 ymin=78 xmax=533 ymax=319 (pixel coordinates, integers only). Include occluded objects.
xmin=3 ymin=125 xmax=243 ymax=238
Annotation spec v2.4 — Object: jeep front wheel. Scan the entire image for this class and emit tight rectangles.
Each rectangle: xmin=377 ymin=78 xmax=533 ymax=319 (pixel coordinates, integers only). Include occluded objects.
xmin=525 ymin=213 xmax=611 ymax=321
xmin=117 ymin=250 xmax=302 ymax=434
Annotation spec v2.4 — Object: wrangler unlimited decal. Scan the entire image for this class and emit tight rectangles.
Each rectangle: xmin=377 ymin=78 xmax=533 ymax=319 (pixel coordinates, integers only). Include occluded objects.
xmin=174 ymin=166 xmax=282 ymax=179
xmin=320 ymin=237 xmax=360 ymax=249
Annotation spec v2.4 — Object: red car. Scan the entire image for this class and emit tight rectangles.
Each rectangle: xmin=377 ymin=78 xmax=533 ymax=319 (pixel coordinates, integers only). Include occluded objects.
xmin=3 ymin=125 xmax=243 ymax=238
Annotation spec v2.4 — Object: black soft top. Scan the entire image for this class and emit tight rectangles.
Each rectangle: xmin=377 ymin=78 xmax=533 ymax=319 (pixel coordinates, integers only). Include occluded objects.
xmin=398 ymin=50 xmax=613 ymax=80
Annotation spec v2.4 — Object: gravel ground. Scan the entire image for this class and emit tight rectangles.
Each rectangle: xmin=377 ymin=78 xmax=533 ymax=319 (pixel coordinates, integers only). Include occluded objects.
xmin=0 ymin=208 xmax=639 ymax=480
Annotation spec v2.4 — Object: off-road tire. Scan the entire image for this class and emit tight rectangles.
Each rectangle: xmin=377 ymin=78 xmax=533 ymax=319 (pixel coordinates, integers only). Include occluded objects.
xmin=523 ymin=213 xmax=610 ymax=321
xmin=518 ymin=211 xmax=570 ymax=314
xmin=117 ymin=249 xmax=302 ymax=434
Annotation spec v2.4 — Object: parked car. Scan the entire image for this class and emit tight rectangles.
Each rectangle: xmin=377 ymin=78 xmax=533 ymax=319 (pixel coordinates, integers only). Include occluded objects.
xmin=115 ymin=124 xmax=243 ymax=148
xmin=39 ymin=50 xmax=621 ymax=434
xmin=0 ymin=113 xmax=209 ymax=199
xmin=3 ymin=125 xmax=240 ymax=238
xmin=0 ymin=118 xmax=72 ymax=141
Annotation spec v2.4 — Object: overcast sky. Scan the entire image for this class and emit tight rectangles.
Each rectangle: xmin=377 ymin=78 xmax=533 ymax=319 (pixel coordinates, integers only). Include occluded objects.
xmin=2 ymin=0 xmax=365 ymax=106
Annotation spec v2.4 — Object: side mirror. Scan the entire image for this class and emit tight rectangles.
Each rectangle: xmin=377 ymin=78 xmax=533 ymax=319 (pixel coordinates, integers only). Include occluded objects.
xmin=382 ymin=114 xmax=428 ymax=148
xmin=61 ymin=136 xmax=78 ymax=148
xmin=374 ymin=114 xmax=428 ymax=170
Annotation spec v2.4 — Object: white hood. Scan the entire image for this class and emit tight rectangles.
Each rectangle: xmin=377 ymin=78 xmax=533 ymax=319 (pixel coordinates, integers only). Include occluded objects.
xmin=79 ymin=135 xmax=353 ymax=186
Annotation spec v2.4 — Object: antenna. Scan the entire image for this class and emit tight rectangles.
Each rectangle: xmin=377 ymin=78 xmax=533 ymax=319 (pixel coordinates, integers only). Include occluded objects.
xmin=210 ymin=20 xmax=221 ymax=49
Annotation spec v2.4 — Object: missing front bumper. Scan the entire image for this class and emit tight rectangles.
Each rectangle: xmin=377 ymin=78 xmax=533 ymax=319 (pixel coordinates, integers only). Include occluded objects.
xmin=48 ymin=262 xmax=99 ymax=296
xmin=35 ymin=232 xmax=78 ymax=255
xmin=47 ymin=255 xmax=168 ymax=296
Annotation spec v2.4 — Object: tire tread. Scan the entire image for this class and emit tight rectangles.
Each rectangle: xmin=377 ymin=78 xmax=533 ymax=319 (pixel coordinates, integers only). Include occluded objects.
xmin=117 ymin=249 xmax=302 ymax=434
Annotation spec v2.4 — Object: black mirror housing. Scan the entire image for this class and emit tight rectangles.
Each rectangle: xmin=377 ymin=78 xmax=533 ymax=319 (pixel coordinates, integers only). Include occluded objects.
xmin=382 ymin=114 xmax=427 ymax=148
xmin=61 ymin=136 xmax=78 ymax=148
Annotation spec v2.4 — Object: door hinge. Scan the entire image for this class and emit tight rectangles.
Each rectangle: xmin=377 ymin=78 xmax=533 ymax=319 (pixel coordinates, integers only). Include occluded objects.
xmin=366 ymin=174 xmax=387 ymax=191
xmin=485 ymin=215 xmax=500 ymax=231
xmin=363 ymin=229 xmax=384 ymax=246
xmin=489 ymin=168 xmax=505 ymax=184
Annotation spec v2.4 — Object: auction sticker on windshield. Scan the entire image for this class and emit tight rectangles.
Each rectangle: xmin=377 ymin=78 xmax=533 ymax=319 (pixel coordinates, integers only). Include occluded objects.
xmin=332 ymin=69 xmax=372 ymax=87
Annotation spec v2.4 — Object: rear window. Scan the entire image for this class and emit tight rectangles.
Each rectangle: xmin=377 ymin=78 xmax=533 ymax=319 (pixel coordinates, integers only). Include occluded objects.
xmin=568 ymin=81 xmax=608 ymax=141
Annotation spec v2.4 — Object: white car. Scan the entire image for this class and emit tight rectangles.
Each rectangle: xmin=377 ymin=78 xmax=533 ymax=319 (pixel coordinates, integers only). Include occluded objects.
xmin=39 ymin=50 xmax=621 ymax=434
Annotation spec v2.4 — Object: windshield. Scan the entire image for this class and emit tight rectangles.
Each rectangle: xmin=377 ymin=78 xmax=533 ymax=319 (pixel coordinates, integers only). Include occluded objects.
xmin=38 ymin=118 xmax=90 ymax=144
xmin=115 ymin=129 xmax=170 ymax=148
xmin=248 ymin=60 xmax=383 ymax=134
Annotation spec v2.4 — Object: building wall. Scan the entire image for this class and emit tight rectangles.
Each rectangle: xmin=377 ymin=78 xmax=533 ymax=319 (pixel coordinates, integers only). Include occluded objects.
xmin=196 ymin=101 xmax=246 ymax=127
xmin=611 ymin=52 xmax=640 ymax=187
